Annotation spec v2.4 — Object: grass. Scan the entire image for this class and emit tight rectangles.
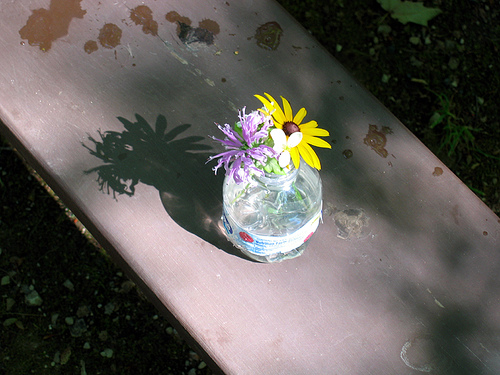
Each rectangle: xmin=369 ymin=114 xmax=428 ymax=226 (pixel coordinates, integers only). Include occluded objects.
xmin=428 ymin=90 xmax=479 ymax=157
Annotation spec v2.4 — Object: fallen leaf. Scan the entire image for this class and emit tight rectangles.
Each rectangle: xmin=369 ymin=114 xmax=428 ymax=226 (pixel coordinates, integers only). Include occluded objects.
xmin=377 ymin=0 xmax=442 ymax=26
xmin=3 ymin=318 xmax=18 ymax=327
xmin=15 ymin=320 xmax=25 ymax=330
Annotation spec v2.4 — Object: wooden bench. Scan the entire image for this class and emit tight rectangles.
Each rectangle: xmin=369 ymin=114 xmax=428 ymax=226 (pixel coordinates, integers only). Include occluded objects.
xmin=1 ymin=1 xmax=499 ymax=373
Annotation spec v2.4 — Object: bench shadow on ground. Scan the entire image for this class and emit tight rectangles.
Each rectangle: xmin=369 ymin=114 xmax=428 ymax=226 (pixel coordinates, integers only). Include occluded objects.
xmin=82 ymin=113 xmax=242 ymax=258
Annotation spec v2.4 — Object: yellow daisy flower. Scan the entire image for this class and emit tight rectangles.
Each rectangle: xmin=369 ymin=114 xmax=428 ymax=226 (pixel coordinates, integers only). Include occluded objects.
xmin=255 ymin=93 xmax=331 ymax=170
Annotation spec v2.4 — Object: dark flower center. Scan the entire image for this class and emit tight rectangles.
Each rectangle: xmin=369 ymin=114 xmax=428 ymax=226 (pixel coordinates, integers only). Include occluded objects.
xmin=283 ymin=121 xmax=300 ymax=136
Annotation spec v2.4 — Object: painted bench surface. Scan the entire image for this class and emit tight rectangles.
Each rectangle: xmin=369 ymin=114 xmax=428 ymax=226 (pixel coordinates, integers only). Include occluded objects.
xmin=1 ymin=1 xmax=499 ymax=373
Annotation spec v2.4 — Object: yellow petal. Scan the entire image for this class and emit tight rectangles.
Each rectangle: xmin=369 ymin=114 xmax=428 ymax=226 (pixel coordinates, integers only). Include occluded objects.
xmin=305 ymin=143 xmax=322 ymax=169
xmin=297 ymin=142 xmax=314 ymax=169
xmin=290 ymin=147 xmax=301 ymax=169
xmin=281 ymin=96 xmax=293 ymax=121
xmin=293 ymin=107 xmax=307 ymax=125
xmin=298 ymin=120 xmax=319 ymax=129
xmin=300 ymin=127 xmax=330 ymax=137
xmin=298 ymin=142 xmax=321 ymax=170
xmin=264 ymin=93 xmax=286 ymax=125
xmin=254 ymin=95 xmax=274 ymax=114
xmin=302 ymin=134 xmax=332 ymax=149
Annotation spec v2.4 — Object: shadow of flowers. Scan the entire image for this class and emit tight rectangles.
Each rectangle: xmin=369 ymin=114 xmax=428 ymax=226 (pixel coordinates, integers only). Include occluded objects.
xmin=83 ymin=114 xmax=236 ymax=254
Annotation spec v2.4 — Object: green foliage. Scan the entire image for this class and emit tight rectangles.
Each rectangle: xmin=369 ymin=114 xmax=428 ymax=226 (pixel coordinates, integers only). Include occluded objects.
xmin=428 ymin=90 xmax=478 ymax=157
xmin=263 ymin=157 xmax=286 ymax=175
xmin=428 ymin=90 xmax=500 ymax=166
xmin=377 ymin=0 xmax=442 ymax=26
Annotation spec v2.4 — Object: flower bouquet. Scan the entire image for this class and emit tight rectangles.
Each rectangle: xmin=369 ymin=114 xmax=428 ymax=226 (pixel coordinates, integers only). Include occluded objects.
xmin=208 ymin=93 xmax=331 ymax=262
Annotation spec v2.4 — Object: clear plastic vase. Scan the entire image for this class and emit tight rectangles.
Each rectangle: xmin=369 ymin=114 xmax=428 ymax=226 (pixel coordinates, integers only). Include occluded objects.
xmin=221 ymin=160 xmax=322 ymax=262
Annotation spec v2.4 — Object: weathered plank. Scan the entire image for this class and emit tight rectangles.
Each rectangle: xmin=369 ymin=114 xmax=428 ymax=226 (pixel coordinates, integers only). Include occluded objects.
xmin=1 ymin=1 xmax=499 ymax=373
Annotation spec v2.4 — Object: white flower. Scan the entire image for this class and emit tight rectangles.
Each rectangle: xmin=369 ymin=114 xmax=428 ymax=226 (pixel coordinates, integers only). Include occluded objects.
xmin=270 ymin=128 xmax=303 ymax=168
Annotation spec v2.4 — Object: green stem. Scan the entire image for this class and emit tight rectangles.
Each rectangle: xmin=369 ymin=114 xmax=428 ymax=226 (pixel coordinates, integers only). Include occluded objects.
xmin=292 ymin=182 xmax=303 ymax=201
xmin=231 ymin=183 xmax=250 ymax=204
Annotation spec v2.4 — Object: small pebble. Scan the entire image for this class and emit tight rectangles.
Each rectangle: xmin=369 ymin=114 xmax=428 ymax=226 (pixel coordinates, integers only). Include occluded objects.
xmin=377 ymin=24 xmax=391 ymax=35
xmin=189 ymin=351 xmax=200 ymax=361
xmin=104 ymin=302 xmax=115 ymax=315
xmin=25 ymin=290 xmax=43 ymax=306
xmin=60 ymin=347 xmax=71 ymax=365
xmin=100 ymin=348 xmax=113 ymax=358
xmin=69 ymin=319 xmax=87 ymax=337
xmin=448 ymin=57 xmax=459 ymax=70
xmin=63 ymin=279 xmax=75 ymax=291
xmin=99 ymin=330 xmax=109 ymax=341
xmin=410 ymin=56 xmax=423 ymax=68
xmin=119 ymin=280 xmax=135 ymax=293
xmin=76 ymin=305 xmax=91 ymax=318
xmin=409 ymin=36 xmax=420 ymax=45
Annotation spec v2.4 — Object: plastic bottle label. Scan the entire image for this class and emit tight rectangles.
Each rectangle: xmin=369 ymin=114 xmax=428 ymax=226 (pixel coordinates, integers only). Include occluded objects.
xmin=222 ymin=206 xmax=322 ymax=256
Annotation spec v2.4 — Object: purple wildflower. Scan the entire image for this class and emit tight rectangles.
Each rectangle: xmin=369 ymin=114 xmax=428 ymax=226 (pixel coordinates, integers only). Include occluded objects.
xmin=208 ymin=108 xmax=277 ymax=184
xmin=238 ymin=107 xmax=273 ymax=145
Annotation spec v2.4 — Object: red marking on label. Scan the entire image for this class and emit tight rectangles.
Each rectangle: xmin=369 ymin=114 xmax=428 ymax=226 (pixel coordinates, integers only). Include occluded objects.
xmin=239 ymin=232 xmax=254 ymax=243
xmin=304 ymin=232 xmax=314 ymax=242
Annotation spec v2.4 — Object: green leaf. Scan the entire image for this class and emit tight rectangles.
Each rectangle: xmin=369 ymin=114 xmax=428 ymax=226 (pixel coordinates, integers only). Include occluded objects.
xmin=3 ymin=317 xmax=23 ymax=329
xmin=3 ymin=317 xmax=18 ymax=327
xmin=377 ymin=0 xmax=442 ymax=26
xmin=264 ymin=157 xmax=286 ymax=175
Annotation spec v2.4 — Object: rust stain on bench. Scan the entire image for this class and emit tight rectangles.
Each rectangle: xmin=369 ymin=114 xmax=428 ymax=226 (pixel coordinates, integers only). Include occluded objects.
xmin=83 ymin=5 xmax=155 ymax=55
xmin=363 ymin=124 xmax=392 ymax=158
xmin=84 ymin=40 xmax=98 ymax=54
xmin=432 ymin=167 xmax=444 ymax=176
xmin=254 ymin=21 xmax=283 ymax=50
xmin=83 ymin=23 xmax=122 ymax=55
xmin=98 ymin=23 xmax=122 ymax=49
xmin=19 ymin=0 xmax=86 ymax=52
xmin=165 ymin=11 xmax=192 ymax=32
xmin=130 ymin=5 xmax=158 ymax=36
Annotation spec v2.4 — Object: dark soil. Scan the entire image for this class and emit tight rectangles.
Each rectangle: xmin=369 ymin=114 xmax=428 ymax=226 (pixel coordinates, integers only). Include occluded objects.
xmin=1 ymin=1 xmax=499 ymax=374
xmin=0 ymin=146 xmax=212 ymax=374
